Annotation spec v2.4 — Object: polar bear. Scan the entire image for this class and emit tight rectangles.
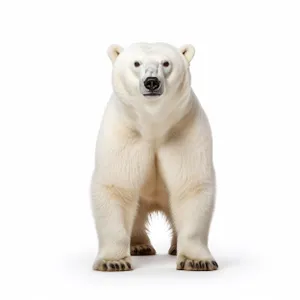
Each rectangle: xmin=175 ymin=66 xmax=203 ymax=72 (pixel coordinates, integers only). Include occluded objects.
xmin=91 ymin=42 xmax=218 ymax=271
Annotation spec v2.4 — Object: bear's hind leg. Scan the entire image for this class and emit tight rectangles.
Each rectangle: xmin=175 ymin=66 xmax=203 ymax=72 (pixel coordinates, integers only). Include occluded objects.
xmin=168 ymin=232 xmax=177 ymax=256
xmin=165 ymin=213 xmax=177 ymax=255
xmin=130 ymin=203 xmax=156 ymax=256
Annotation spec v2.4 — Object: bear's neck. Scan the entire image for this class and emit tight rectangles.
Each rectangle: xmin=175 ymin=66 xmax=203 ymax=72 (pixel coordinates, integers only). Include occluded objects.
xmin=114 ymin=89 xmax=199 ymax=141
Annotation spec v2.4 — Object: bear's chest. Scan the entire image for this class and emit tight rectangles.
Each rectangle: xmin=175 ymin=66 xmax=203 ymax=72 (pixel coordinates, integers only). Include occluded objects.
xmin=139 ymin=155 xmax=170 ymax=212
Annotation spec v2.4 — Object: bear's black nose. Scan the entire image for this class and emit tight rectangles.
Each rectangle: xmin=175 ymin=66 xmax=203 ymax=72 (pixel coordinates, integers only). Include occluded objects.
xmin=144 ymin=77 xmax=160 ymax=91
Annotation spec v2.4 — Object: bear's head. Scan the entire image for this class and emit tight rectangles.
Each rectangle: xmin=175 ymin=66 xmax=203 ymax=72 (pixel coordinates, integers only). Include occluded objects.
xmin=107 ymin=42 xmax=195 ymax=111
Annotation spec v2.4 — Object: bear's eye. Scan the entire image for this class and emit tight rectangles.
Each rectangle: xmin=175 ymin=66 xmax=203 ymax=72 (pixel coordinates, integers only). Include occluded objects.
xmin=163 ymin=61 xmax=170 ymax=67
xmin=134 ymin=61 xmax=140 ymax=67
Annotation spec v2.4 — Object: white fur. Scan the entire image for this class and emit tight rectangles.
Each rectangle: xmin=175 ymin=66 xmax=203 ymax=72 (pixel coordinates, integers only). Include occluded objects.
xmin=91 ymin=42 xmax=217 ymax=271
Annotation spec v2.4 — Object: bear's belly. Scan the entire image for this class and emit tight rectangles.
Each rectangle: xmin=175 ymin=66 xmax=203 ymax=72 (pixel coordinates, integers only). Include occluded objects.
xmin=139 ymin=157 xmax=170 ymax=213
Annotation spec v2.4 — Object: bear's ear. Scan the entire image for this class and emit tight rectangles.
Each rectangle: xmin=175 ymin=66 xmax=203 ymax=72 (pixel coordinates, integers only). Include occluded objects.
xmin=179 ymin=44 xmax=195 ymax=63
xmin=107 ymin=44 xmax=123 ymax=63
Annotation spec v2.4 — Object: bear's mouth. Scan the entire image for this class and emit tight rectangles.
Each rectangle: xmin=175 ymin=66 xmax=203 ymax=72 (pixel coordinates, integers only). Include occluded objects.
xmin=143 ymin=92 xmax=162 ymax=97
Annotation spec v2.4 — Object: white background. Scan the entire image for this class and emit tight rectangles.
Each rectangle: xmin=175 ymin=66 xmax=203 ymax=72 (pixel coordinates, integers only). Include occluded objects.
xmin=1 ymin=0 xmax=300 ymax=299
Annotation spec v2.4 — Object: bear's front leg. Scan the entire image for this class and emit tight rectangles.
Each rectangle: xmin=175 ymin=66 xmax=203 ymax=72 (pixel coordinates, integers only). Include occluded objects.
xmin=91 ymin=179 xmax=139 ymax=271
xmin=158 ymin=127 xmax=218 ymax=271
xmin=91 ymin=126 xmax=154 ymax=271
xmin=173 ymin=183 xmax=218 ymax=271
